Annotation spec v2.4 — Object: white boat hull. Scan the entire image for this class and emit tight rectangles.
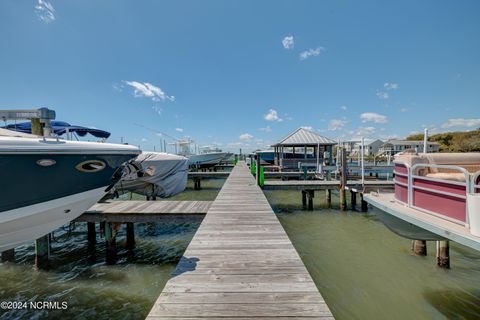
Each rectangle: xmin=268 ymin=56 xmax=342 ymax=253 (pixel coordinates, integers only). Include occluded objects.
xmin=188 ymin=152 xmax=230 ymax=167
xmin=0 ymin=186 xmax=107 ymax=252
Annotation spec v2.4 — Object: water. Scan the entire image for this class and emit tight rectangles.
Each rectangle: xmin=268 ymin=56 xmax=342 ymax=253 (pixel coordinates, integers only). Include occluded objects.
xmin=1 ymin=178 xmax=480 ymax=319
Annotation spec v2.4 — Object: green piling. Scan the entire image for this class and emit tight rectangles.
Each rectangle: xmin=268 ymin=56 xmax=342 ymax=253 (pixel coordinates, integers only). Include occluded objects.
xmin=259 ymin=166 xmax=265 ymax=187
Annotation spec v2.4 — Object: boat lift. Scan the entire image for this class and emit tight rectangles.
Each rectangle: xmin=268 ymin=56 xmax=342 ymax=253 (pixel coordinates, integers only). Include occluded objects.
xmin=0 ymin=107 xmax=56 ymax=136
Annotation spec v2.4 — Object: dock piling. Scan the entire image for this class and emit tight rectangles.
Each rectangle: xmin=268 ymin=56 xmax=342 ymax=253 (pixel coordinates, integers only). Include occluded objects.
xmin=35 ymin=234 xmax=50 ymax=269
xmin=87 ymin=222 xmax=96 ymax=249
xmin=412 ymin=240 xmax=427 ymax=256
xmin=126 ymin=222 xmax=135 ymax=250
xmin=340 ymin=148 xmax=347 ymax=211
xmin=326 ymin=189 xmax=332 ymax=207
xmin=104 ymin=222 xmax=117 ymax=264
xmin=436 ymin=240 xmax=450 ymax=268
xmin=307 ymin=190 xmax=314 ymax=210
xmin=1 ymin=249 xmax=15 ymax=263
xmin=302 ymin=190 xmax=307 ymax=209
xmin=360 ymin=193 xmax=368 ymax=212
xmin=351 ymin=190 xmax=357 ymax=210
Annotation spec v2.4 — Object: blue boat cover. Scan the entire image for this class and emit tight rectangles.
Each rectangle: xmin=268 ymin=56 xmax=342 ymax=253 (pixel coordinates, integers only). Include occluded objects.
xmin=2 ymin=121 xmax=111 ymax=138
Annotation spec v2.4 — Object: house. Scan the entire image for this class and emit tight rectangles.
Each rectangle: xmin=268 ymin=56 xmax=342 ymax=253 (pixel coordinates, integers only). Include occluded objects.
xmin=378 ymin=140 xmax=440 ymax=155
xmin=349 ymin=139 xmax=384 ymax=156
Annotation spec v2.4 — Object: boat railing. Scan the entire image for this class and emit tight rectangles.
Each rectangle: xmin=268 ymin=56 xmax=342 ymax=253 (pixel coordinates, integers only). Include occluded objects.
xmin=409 ymin=163 xmax=471 ymax=226
xmin=394 ymin=162 xmax=473 ymax=226
xmin=473 ymin=171 xmax=480 ymax=193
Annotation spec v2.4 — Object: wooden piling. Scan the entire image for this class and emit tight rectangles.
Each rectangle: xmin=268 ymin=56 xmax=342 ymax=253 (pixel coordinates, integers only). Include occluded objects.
xmin=412 ymin=240 xmax=427 ymax=256
xmin=436 ymin=240 xmax=450 ymax=268
xmin=360 ymin=193 xmax=368 ymax=212
xmin=340 ymin=149 xmax=347 ymax=211
xmin=301 ymin=190 xmax=307 ymax=209
xmin=307 ymin=190 xmax=314 ymax=210
xmin=104 ymin=222 xmax=117 ymax=264
xmin=35 ymin=234 xmax=50 ymax=269
xmin=126 ymin=222 xmax=135 ymax=250
xmin=1 ymin=249 xmax=15 ymax=263
xmin=351 ymin=190 xmax=357 ymax=210
xmin=325 ymin=189 xmax=332 ymax=207
xmin=87 ymin=222 xmax=96 ymax=248
xmin=193 ymin=177 xmax=201 ymax=190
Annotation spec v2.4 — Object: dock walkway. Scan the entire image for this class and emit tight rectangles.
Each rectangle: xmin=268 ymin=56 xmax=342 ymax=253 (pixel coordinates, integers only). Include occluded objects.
xmin=147 ymin=161 xmax=334 ymax=319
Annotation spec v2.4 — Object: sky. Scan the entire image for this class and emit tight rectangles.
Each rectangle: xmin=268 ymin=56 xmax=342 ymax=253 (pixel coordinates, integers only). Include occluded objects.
xmin=0 ymin=0 xmax=479 ymax=152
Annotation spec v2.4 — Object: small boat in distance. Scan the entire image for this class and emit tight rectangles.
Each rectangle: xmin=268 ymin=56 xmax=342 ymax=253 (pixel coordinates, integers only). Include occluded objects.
xmin=0 ymin=128 xmax=140 ymax=252
xmin=115 ymin=151 xmax=188 ymax=198
xmin=174 ymin=140 xmax=231 ymax=168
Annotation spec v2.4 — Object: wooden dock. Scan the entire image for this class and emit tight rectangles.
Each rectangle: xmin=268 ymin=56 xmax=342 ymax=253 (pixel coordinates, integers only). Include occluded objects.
xmin=147 ymin=161 xmax=334 ymax=319
xmin=76 ymin=200 xmax=211 ymax=223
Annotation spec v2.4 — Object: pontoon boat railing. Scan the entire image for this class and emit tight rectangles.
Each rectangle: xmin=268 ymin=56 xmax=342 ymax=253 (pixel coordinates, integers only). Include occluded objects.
xmin=394 ymin=163 xmax=471 ymax=226
xmin=473 ymin=171 xmax=480 ymax=193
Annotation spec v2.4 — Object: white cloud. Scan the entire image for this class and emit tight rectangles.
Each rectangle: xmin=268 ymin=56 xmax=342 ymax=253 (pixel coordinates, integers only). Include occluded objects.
xmin=175 ymin=128 xmax=184 ymax=133
xmin=441 ymin=118 xmax=480 ymax=128
xmin=141 ymin=137 xmax=148 ymax=142
xmin=328 ymin=119 xmax=348 ymax=131
xmin=259 ymin=126 xmax=272 ymax=132
xmin=384 ymin=82 xmax=399 ymax=90
xmin=264 ymin=109 xmax=282 ymax=122
xmin=239 ymin=133 xmax=253 ymax=141
xmin=152 ymin=106 xmax=163 ymax=115
xmin=282 ymin=36 xmax=294 ymax=49
xmin=376 ymin=90 xmax=389 ymax=100
xmin=301 ymin=126 xmax=313 ymax=131
xmin=360 ymin=112 xmax=388 ymax=123
xmin=400 ymin=107 xmax=408 ymax=112
xmin=356 ymin=126 xmax=376 ymax=136
xmin=299 ymin=47 xmax=325 ymax=61
xmin=340 ymin=105 xmax=347 ymax=111
xmin=124 ymin=81 xmax=175 ymax=102
xmin=35 ymin=0 xmax=55 ymax=23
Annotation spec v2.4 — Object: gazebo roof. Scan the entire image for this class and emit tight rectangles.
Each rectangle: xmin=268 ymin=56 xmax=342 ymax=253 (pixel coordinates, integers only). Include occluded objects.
xmin=271 ymin=128 xmax=337 ymax=147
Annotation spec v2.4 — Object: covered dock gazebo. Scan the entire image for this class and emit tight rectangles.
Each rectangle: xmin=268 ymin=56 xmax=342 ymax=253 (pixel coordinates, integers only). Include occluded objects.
xmin=271 ymin=128 xmax=337 ymax=170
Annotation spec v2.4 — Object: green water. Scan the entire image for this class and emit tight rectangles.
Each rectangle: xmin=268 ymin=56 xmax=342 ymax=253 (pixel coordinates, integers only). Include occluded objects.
xmin=1 ymin=179 xmax=480 ymax=319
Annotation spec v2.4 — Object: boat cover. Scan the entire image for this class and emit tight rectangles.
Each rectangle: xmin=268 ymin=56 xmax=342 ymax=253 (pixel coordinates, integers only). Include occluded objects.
xmin=118 ymin=151 xmax=188 ymax=198
xmin=2 ymin=121 xmax=111 ymax=138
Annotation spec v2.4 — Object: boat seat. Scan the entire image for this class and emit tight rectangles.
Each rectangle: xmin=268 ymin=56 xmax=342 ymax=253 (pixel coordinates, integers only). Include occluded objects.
xmin=425 ymin=172 xmax=468 ymax=182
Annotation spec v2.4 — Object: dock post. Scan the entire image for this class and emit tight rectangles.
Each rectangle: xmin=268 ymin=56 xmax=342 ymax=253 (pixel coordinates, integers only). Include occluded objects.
xmin=412 ymin=240 xmax=427 ymax=256
xmin=87 ymin=222 xmax=96 ymax=248
xmin=1 ymin=249 xmax=15 ymax=263
xmin=126 ymin=222 xmax=135 ymax=250
xmin=307 ymin=190 xmax=314 ymax=211
xmin=325 ymin=189 xmax=332 ymax=207
xmin=360 ymin=193 xmax=368 ymax=212
xmin=436 ymin=240 xmax=450 ymax=268
xmin=302 ymin=190 xmax=307 ymax=209
xmin=255 ymin=155 xmax=260 ymax=183
xmin=35 ymin=234 xmax=50 ymax=269
xmin=194 ymin=177 xmax=201 ymax=190
xmin=104 ymin=222 xmax=117 ymax=264
xmin=340 ymin=149 xmax=347 ymax=211
xmin=351 ymin=190 xmax=357 ymax=210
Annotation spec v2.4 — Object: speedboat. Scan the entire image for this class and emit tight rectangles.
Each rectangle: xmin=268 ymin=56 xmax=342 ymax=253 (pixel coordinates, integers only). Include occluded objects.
xmin=188 ymin=152 xmax=231 ymax=168
xmin=0 ymin=128 xmax=140 ymax=252
xmin=115 ymin=151 xmax=188 ymax=198
xmin=174 ymin=140 xmax=231 ymax=168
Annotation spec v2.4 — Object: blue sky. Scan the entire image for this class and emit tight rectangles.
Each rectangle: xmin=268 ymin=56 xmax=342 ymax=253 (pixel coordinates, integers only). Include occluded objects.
xmin=0 ymin=0 xmax=479 ymax=152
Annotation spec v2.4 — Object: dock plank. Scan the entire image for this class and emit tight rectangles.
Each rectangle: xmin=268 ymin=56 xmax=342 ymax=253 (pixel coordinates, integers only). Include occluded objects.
xmin=147 ymin=161 xmax=334 ymax=319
